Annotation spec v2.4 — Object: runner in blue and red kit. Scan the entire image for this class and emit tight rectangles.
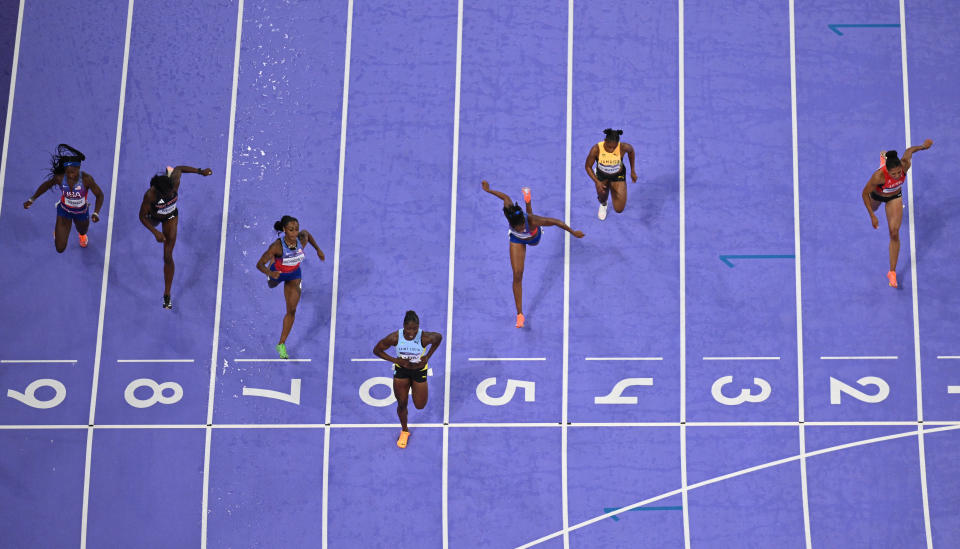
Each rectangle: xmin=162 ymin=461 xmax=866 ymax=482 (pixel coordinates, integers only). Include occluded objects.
xmin=23 ymin=144 xmax=104 ymax=253
xmin=861 ymin=139 xmax=933 ymax=288
xmin=481 ymin=180 xmax=584 ymax=328
xmin=256 ymin=215 xmax=325 ymax=359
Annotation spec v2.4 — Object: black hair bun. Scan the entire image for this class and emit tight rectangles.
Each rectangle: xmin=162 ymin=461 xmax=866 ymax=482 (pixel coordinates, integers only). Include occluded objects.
xmin=885 ymin=150 xmax=899 ymax=160
xmin=273 ymin=220 xmax=283 ymax=231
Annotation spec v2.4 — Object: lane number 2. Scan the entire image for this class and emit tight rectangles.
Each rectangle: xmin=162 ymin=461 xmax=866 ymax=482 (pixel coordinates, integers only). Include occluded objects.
xmin=830 ymin=376 xmax=889 ymax=405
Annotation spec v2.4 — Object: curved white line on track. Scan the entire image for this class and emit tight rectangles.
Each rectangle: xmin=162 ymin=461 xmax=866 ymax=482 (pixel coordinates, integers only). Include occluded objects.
xmin=517 ymin=423 xmax=960 ymax=548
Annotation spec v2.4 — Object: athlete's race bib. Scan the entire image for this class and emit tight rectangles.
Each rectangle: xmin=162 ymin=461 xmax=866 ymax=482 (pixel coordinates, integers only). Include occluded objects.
xmin=63 ymin=195 xmax=86 ymax=208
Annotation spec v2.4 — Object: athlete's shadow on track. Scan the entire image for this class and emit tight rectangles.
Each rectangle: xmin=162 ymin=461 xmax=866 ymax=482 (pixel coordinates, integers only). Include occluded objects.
xmin=911 ymin=177 xmax=947 ymax=263
xmin=300 ymin=283 xmax=331 ymax=341
xmin=637 ymin=172 xmax=676 ymax=229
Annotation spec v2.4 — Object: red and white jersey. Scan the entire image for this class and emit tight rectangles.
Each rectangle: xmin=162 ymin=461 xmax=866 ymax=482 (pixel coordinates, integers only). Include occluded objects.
xmin=876 ymin=165 xmax=905 ymax=195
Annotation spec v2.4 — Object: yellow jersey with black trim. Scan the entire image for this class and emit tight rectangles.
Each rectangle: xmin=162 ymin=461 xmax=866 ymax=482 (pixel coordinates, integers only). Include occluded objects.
xmin=596 ymin=142 xmax=623 ymax=174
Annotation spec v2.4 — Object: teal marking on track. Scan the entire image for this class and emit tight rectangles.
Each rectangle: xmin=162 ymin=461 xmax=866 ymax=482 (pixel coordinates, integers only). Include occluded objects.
xmin=604 ymin=506 xmax=683 ymax=522
xmin=828 ymin=23 xmax=899 ymax=36
xmin=719 ymin=254 xmax=795 ymax=268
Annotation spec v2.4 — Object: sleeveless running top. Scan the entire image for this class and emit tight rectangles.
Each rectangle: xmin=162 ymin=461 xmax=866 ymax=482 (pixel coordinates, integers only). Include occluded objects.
xmin=596 ymin=142 xmax=623 ymax=174
xmin=396 ymin=329 xmax=425 ymax=363
xmin=273 ymin=236 xmax=305 ymax=273
xmin=58 ymin=172 xmax=88 ymax=213
xmin=508 ymin=212 xmax=539 ymax=241
xmin=151 ymin=190 xmax=179 ymax=220
xmin=876 ymin=165 xmax=905 ymax=195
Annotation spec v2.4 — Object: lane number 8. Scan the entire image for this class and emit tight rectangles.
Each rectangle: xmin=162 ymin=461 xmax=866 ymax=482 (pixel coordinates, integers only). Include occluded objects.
xmin=124 ymin=378 xmax=183 ymax=409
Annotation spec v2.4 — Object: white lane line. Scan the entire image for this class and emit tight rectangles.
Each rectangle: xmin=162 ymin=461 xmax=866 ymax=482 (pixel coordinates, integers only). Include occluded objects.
xmin=80 ymin=2 xmax=134 ymax=547
xmin=200 ymin=1 xmax=245 ymax=547
xmin=787 ymin=1 xmax=811 ymax=544
xmin=441 ymin=1 xmax=464 ymax=547
xmin=702 ymin=356 xmax=780 ymax=361
xmin=116 ymin=359 xmax=194 ymax=363
xmin=517 ymin=423 xmax=960 ymax=548
xmin=898 ymin=3 xmax=931 ymax=545
xmin=3 ymin=420 xmax=954 ymax=430
xmin=937 ymin=356 xmax=960 ymax=360
xmin=233 ymin=358 xmax=312 ymax=363
xmin=321 ymin=2 xmax=354 ymax=547
xmin=0 ymin=425 xmax=90 ymax=430
xmin=351 ymin=358 xmax=387 ymax=362
xmin=677 ymin=1 xmax=690 ymax=546
xmin=0 ymin=0 xmax=24 ymax=220
xmin=467 ymin=357 xmax=546 ymax=362
xmin=584 ymin=356 xmax=663 ymax=361
xmin=561 ymin=0 xmax=573 ymax=545
xmin=820 ymin=355 xmax=898 ymax=360
xmin=1 ymin=359 xmax=77 ymax=364
xmin=948 ymin=386 xmax=960 ymax=394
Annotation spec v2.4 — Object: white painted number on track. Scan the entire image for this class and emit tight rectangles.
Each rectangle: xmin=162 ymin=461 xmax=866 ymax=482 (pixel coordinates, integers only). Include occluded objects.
xmin=359 ymin=376 xmax=396 ymax=407
xmin=7 ymin=378 xmax=66 ymax=409
xmin=476 ymin=378 xmax=535 ymax=406
xmin=594 ymin=377 xmax=654 ymax=405
xmin=124 ymin=378 xmax=183 ymax=409
xmin=243 ymin=378 xmax=302 ymax=405
xmin=357 ymin=370 xmax=434 ymax=407
xmin=829 ymin=376 xmax=889 ymax=405
xmin=711 ymin=375 xmax=771 ymax=406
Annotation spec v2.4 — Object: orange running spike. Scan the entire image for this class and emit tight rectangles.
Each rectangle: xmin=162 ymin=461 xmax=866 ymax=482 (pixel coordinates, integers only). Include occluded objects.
xmin=397 ymin=430 xmax=410 ymax=449
xmin=521 ymin=187 xmax=532 ymax=204
xmin=887 ymin=271 xmax=897 ymax=288
xmin=515 ymin=313 xmax=525 ymax=328
xmin=78 ymin=234 xmax=88 ymax=248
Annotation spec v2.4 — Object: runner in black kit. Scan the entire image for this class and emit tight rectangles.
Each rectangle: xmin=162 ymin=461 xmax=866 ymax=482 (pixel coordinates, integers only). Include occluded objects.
xmin=138 ymin=165 xmax=213 ymax=309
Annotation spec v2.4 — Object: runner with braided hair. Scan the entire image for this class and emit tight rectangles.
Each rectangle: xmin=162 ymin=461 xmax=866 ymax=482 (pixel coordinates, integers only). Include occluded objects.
xmin=23 ymin=144 xmax=104 ymax=252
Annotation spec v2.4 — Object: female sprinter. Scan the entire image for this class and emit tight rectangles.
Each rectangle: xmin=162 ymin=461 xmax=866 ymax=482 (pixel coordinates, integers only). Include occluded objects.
xmin=255 ymin=215 xmax=325 ymax=359
xmin=138 ymin=165 xmax=213 ymax=309
xmin=860 ymin=139 xmax=932 ymax=288
xmin=23 ymin=144 xmax=104 ymax=252
xmin=482 ymin=180 xmax=584 ymax=328
xmin=372 ymin=310 xmax=442 ymax=448
xmin=584 ymin=128 xmax=637 ymax=220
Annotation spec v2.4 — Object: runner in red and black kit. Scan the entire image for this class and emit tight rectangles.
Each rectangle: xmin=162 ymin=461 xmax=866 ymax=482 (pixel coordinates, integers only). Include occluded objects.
xmin=23 ymin=144 xmax=104 ymax=253
xmin=138 ymin=165 xmax=213 ymax=309
xmin=861 ymin=139 xmax=933 ymax=288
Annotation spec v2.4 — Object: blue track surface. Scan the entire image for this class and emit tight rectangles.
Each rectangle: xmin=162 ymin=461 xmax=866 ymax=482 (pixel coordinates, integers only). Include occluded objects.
xmin=1 ymin=1 xmax=959 ymax=547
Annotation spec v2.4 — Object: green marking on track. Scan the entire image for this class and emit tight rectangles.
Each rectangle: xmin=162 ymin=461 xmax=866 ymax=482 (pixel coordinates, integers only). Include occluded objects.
xmin=604 ymin=506 xmax=683 ymax=522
